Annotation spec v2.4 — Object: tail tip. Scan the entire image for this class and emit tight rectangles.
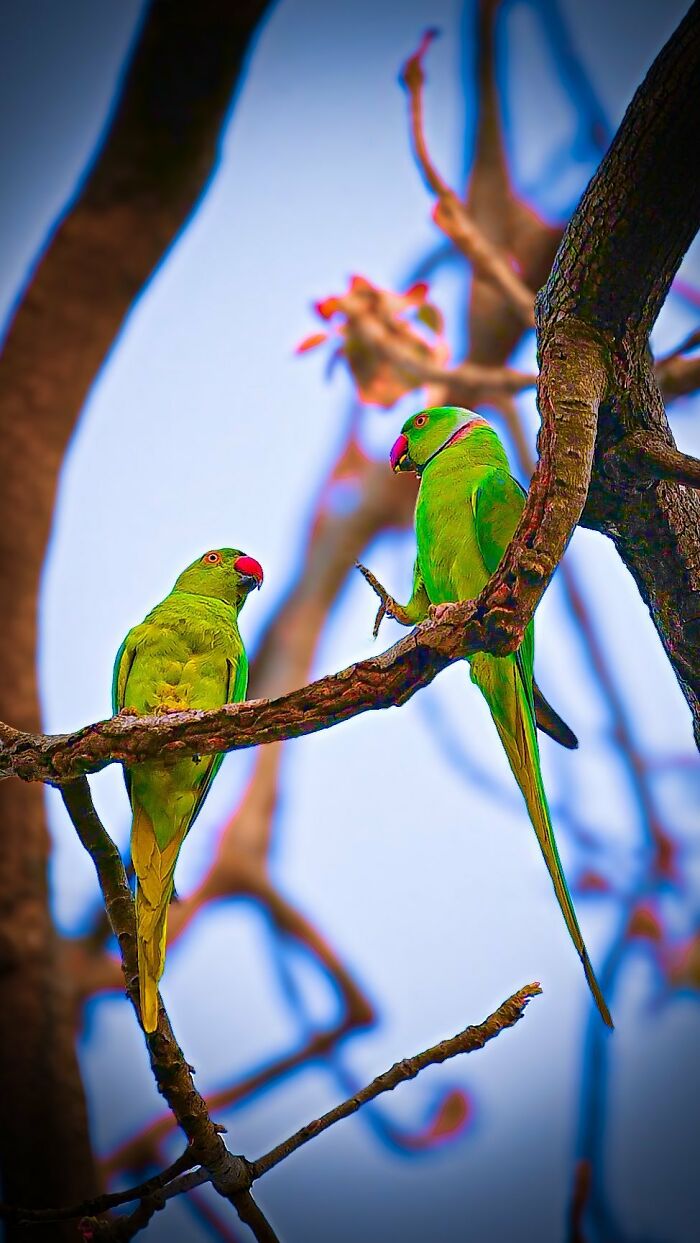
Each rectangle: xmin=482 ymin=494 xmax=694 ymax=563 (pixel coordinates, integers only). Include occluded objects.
xmin=141 ymin=995 xmax=159 ymax=1033
xmin=591 ymin=981 xmax=614 ymax=1029
xmin=139 ymin=973 xmax=160 ymax=1033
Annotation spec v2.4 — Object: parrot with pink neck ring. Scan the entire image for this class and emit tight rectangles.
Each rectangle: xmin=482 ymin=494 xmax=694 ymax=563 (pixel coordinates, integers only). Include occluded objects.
xmin=359 ymin=405 xmax=612 ymax=1028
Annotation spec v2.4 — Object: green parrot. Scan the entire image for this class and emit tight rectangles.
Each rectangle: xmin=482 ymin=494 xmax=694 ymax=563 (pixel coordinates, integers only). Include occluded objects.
xmin=112 ymin=547 xmax=263 ymax=1032
xmin=364 ymin=405 xmax=612 ymax=1028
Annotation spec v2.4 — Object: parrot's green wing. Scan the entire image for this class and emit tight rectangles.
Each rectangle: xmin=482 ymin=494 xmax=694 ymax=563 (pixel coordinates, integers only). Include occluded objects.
xmin=471 ymin=470 xmax=525 ymax=577
xmin=112 ymin=633 xmax=138 ymax=799
xmin=471 ymin=470 xmax=535 ymax=699
xmin=112 ymin=633 xmax=137 ymax=715
xmin=185 ymin=650 xmax=249 ymax=837
xmin=472 ymin=471 xmax=578 ymax=749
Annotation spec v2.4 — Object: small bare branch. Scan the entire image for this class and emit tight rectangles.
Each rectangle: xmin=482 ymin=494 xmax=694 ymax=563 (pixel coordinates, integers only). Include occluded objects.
xmin=605 ymin=431 xmax=700 ymax=487
xmin=433 ymin=195 xmax=536 ymax=327
xmin=251 ymin=982 xmax=542 ymax=1179
xmin=356 ymin=314 xmax=536 ymax=398
xmin=401 ymin=29 xmax=535 ymax=327
xmin=400 ymin=28 xmax=450 ymax=197
xmin=79 ymin=1169 xmax=208 ymax=1241
xmin=657 ymin=325 xmax=700 ymax=363
xmin=567 ymin=1159 xmax=593 ymax=1243
xmin=656 ymin=351 xmax=700 ymax=401
xmin=0 ymin=1150 xmax=196 ymax=1225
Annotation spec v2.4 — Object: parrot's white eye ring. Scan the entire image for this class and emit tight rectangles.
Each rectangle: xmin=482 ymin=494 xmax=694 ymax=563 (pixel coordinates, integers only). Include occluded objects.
xmin=203 ymin=551 xmax=222 ymax=565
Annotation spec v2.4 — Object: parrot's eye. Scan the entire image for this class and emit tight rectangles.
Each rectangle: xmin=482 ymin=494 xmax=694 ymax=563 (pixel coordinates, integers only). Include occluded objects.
xmin=203 ymin=551 xmax=222 ymax=565
xmin=414 ymin=414 xmax=428 ymax=428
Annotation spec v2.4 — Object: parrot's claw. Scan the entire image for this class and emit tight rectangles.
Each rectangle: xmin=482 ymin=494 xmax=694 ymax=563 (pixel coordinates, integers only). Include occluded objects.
xmin=355 ymin=562 xmax=395 ymax=638
xmin=117 ymin=706 xmax=140 ymax=717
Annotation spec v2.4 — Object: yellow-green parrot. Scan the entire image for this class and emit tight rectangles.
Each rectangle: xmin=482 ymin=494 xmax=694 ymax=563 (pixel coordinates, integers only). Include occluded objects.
xmin=367 ymin=405 xmax=611 ymax=1027
xmin=112 ymin=548 xmax=263 ymax=1031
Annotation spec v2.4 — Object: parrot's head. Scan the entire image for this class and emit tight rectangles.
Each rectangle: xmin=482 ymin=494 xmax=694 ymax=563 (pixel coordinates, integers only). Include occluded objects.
xmin=175 ymin=548 xmax=264 ymax=611
xmin=390 ymin=405 xmax=493 ymax=475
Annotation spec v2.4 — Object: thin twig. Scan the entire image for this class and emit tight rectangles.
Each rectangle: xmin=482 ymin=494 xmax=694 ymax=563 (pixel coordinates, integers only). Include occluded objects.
xmin=80 ymin=1169 xmax=208 ymax=1241
xmin=251 ymin=982 xmax=542 ymax=1179
xmin=401 ymin=30 xmax=535 ymax=327
xmin=654 ymin=326 xmax=700 ymax=400
xmin=354 ymin=312 xmax=536 ymax=397
xmin=0 ymin=1150 xmax=195 ymax=1224
xmin=400 ymin=28 xmax=450 ymax=197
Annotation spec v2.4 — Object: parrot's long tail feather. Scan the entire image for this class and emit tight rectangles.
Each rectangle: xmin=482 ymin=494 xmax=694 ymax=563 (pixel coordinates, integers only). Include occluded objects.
xmin=474 ymin=655 xmax=613 ymax=1029
xmin=532 ymin=680 xmax=578 ymax=750
xmin=131 ymin=800 xmax=181 ymax=1033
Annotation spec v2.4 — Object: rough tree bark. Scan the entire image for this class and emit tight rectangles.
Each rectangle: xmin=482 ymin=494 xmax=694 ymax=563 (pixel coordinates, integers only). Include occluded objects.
xmin=0 ymin=0 xmax=268 ymax=1230
xmin=536 ymin=0 xmax=700 ymax=745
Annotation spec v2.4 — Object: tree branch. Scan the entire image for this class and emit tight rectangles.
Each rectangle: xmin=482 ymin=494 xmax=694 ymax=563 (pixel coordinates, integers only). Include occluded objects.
xmin=0 ymin=615 xmax=484 ymax=779
xmin=251 ymin=982 xmax=541 ymax=1180
xmin=231 ymin=1192 xmax=280 ymax=1243
xmin=536 ymin=0 xmax=700 ymax=746
xmin=0 ymin=1152 xmax=196 ymax=1226
xmin=604 ymin=431 xmax=700 ymax=487
xmin=79 ymin=1169 xmax=208 ymax=1241
xmin=8 ymin=2 xmax=696 ymax=787
xmin=58 ymin=781 xmax=264 ymax=1225
xmin=0 ymin=522 xmax=587 ymax=784
xmin=656 ymin=351 xmax=700 ymax=401
xmin=7 ymin=982 xmax=539 ymax=1237
xmin=353 ymin=311 xmax=536 ymax=400
xmin=401 ymin=29 xmax=535 ymax=327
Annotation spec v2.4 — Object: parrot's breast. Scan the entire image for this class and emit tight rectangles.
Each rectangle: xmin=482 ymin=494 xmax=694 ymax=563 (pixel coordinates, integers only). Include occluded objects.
xmin=122 ymin=594 xmax=243 ymax=718
xmin=415 ymin=458 xmax=489 ymax=604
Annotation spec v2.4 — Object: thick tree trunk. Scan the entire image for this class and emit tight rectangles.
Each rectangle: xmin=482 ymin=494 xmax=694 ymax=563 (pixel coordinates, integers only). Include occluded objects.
xmin=535 ymin=0 xmax=700 ymax=745
xmin=0 ymin=0 xmax=268 ymax=1229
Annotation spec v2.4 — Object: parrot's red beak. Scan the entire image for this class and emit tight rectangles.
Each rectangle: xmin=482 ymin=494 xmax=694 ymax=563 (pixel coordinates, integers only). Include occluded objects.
xmin=390 ymin=432 xmax=411 ymax=473
xmin=234 ymin=555 xmax=264 ymax=590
